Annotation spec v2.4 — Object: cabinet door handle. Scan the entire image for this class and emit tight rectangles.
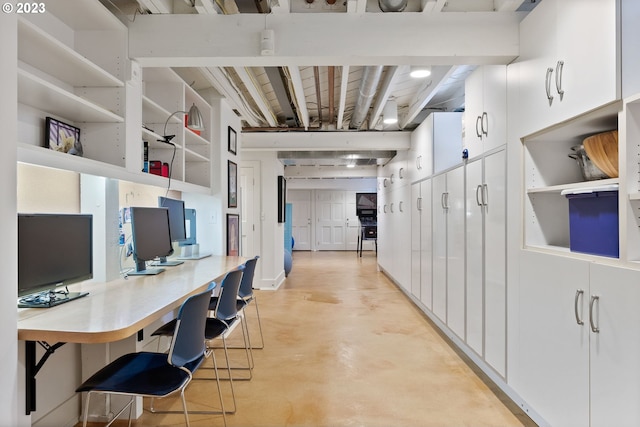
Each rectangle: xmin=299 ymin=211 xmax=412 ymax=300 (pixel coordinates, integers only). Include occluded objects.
xmin=417 ymin=197 xmax=422 ymax=211
xmin=416 ymin=155 xmax=422 ymax=170
xmin=475 ymin=115 xmax=482 ymax=138
xmin=475 ymin=185 xmax=483 ymax=206
xmin=545 ymin=67 xmax=554 ymax=106
xmin=483 ymin=183 xmax=489 ymax=207
xmin=481 ymin=112 xmax=488 ymax=137
xmin=399 ymin=167 xmax=404 ymax=179
xmin=390 ymin=174 xmax=395 ymax=184
xmin=555 ymin=60 xmax=565 ymax=100
xmin=399 ymin=201 xmax=404 ymax=212
xmin=589 ymin=295 xmax=600 ymax=333
xmin=390 ymin=203 xmax=394 ymax=213
xmin=441 ymin=192 xmax=449 ymax=210
xmin=383 ymin=178 xmax=388 ymax=187
xmin=574 ymin=289 xmax=584 ymax=325
xmin=383 ymin=204 xmax=387 ymax=213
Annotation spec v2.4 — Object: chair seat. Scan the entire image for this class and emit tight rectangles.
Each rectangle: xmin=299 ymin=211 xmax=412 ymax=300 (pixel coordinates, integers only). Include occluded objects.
xmin=205 ymin=317 xmax=239 ymax=340
xmin=76 ymin=352 xmax=203 ymax=397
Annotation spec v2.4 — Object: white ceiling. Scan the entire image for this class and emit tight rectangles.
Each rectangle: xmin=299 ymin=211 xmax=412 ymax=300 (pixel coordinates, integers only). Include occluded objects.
xmin=103 ymin=0 xmax=540 ymax=166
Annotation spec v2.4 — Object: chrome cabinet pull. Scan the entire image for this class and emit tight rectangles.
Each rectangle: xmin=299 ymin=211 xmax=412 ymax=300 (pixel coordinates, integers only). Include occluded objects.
xmin=399 ymin=168 xmax=404 ymax=179
xmin=417 ymin=197 xmax=422 ymax=211
xmin=441 ymin=192 xmax=449 ymax=210
xmin=416 ymin=155 xmax=422 ymax=170
xmin=399 ymin=201 xmax=404 ymax=212
xmin=555 ymin=60 xmax=565 ymax=100
xmin=574 ymin=289 xmax=584 ymax=325
xmin=390 ymin=174 xmax=395 ymax=184
xmin=475 ymin=115 xmax=482 ymax=138
xmin=483 ymin=183 xmax=488 ymax=207
xmin=475 ymin=185 xmax=483 ymax=206
xmin=545 ymin=67 xmax=554 ymax=106
xmin=383 ymin=204 xmax=387 ymax=213
xmin=383 ymin=178 xmax=388 ymax=187
xmin=390 ymin=203 xmax=394 ymax=213
xmin=589 ymin=295 xmax=600 ymax=333
xmin=481 ymin=112 xmax=488 ymax=137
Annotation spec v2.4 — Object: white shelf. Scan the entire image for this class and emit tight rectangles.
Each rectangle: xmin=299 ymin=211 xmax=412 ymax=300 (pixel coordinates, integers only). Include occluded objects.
xmin=527 ymin=178 xmax=620 ymax=194
xmin=185 ymin=148 xmax=208 ymax=162
xmin=142 ymin=127 xmax=183 ymax=150
xmin=43 ymin=0 xmax=126 ymax=31
xmin=142 ymin=96 xmax=183 ymax=126
xmin=18 ymin=69 xmax=123 ymax=123
xmin=184 ymin=128 xmax=210 ymax=146
xmin=18 ymin=18 xmax=123 ymax=89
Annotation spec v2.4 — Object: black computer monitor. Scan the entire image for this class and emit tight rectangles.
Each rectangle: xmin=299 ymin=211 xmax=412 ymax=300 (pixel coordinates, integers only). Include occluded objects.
xmin=17 ymin=213 xmax=93 ymax=308
xmin=129 ymin=207 xmax=174 ymax=275
xmin=156 ymin=196 xmax=186 ymax=266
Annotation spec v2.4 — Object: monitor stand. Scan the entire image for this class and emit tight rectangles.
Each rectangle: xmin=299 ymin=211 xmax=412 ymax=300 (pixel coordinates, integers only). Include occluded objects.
xmin=128 ymin=259 xmax=165 ymax=276
xmin=177 ymin=244 xmax=211 ymax=260
xmin=151 ymin=256 xmax=184 ymax=267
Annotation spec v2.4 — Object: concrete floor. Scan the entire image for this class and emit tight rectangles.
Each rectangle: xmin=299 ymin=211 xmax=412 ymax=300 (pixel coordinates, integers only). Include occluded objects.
xmin=81 ymin=251 xmax=537 ymax=427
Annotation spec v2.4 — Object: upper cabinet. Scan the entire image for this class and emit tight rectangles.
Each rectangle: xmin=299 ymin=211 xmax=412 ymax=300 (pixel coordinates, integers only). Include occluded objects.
xmin=516 ymin=0 xmax=620 ymax=138
xmin=463 ymin=65 xmax=507 ymax=159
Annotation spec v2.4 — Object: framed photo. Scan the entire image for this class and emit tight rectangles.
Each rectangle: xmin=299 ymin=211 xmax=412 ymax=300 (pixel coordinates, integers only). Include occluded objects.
xmin=228 ymin=160 xmax=237 ymax=208
xmin=45 ymin=117 xmax=83 ymax=156
xmin=228 ymin=126 xmax=237 ymax=155
xmin=226 ymin=214 xmax=240 ymax=256
xmin=277 ymin=175 xmax=286 ymax=223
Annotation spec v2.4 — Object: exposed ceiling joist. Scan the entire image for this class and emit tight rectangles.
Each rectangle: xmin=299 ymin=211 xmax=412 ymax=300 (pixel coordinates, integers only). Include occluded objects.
xmin=368 ymin=66 xmax=403 ymax=128
xmin=193 ymin=0 xmax=219 ymax=14
xmin=201 ymin=66 xmax=263 ymax=127
xmin=336 ymin=65 xmax=349 ymax=130
xmin=400 ymin=65 xmax=458 ymax=128
xmin=421 ymin=0 xmax=446 ymax=12
xmin=233 ymin=66 xmax=278 ymax=127
xmin=287 ymin=66 xmax=310 ymax=129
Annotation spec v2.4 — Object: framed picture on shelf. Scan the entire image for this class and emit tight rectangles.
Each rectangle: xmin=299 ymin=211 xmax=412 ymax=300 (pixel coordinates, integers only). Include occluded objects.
xmin=45 ymin=117 xmax=83 ymax=156
xmin=227 ymin=214 xmax=240 ymax=256
xmin=228 ymin=126 xmax=237 ymax=155
xmin=228 ymin=160 xmax=237 ymax=208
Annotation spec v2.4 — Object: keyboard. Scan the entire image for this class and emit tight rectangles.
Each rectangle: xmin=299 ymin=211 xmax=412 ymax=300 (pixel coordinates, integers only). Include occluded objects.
xmin=18 ymin=291 xmax=89 ymax=308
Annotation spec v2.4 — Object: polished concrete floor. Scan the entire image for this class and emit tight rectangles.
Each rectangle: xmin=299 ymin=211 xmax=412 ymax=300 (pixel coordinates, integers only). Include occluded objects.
xmin=81 ymin=251 xmax=537 ymax=427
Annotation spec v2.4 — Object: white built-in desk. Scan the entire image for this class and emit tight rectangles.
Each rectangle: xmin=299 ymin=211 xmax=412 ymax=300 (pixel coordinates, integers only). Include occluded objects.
xmin=17 ymin=255 xmax=245 ymax=414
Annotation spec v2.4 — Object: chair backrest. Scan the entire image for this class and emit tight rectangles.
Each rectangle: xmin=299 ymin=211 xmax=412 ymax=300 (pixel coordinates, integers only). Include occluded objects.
xmin=214 ymin=266 xmax=244 ymax=321
xmin=168 ymin=282 xmax=215 ymax=368
xmin=238 ymin=256 xmax=259 ymax=299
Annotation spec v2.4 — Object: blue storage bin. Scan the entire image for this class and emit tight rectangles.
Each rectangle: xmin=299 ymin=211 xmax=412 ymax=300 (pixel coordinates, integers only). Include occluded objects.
xmin=564 ymin=188 xmax=619 ymax=258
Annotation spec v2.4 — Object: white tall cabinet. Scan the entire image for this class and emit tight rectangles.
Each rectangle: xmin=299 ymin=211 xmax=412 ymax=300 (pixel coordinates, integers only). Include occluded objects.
xmin=465 ymin=149 xmax=506 ymax=377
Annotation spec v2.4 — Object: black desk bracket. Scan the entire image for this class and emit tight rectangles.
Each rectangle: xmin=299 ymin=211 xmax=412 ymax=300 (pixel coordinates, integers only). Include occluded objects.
xmin=25 ymin=340 xmax=66 ymax=415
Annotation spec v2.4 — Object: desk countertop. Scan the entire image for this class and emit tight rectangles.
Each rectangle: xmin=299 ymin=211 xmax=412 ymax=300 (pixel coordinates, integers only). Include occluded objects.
xmin=17 ymin=255 xmax=245 ymax=344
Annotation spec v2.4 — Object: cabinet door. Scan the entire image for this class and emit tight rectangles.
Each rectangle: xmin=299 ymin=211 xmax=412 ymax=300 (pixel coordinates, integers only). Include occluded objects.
xmin=377 ymin=189 xmax=391 ymax=273
xmin=590 ymin=264 xmax=640 ymax=427
xmin=516 ymin=0 xmax=558 ymax=137
xmin=483 ymin=150 xmax=506 ymax=377
xmin=419 ymin=180 xmax=433 ymax=310
xmin=411 ymin=183 xmax=422 ymax=299
xmin=446 ymin=166 xmax=466 ymax=339
xmin=481 ymin=65 xmax=507 ymax=153
xmin=409 ymin=118 xmax=433 ymax=182
xmin=556 ymin=0 xmax=619 ymax=122
xmin=393 ymin=184 xmax=412 ymax=292
xmin=465 ymin=158 xmax=484 ymax=356
xmin=432 ymin=173 xmax=448 ymax=322
xmin=516 ymin=250 xmax=589 ymax=427
xmin=464 ymin=69 xmax=484 ymax=159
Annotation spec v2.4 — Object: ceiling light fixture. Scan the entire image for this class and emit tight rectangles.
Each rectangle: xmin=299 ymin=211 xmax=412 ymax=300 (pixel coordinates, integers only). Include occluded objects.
xmin=383 ymin=99 xmax=398 ymax=125
xmin=410 ymin=65 xmax=432 ymax=78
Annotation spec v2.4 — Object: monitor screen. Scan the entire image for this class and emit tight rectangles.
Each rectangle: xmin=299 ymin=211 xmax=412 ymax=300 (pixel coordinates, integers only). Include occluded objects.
xmin=158 ymin=196 xmax=187 ymax=242
xmin=18 ymin=213 xmax=93 ymax=297
xmin=130 ymin=207 xmax=174 ymax=269
xmin=356 ymin=193 xmax=377 ymax=217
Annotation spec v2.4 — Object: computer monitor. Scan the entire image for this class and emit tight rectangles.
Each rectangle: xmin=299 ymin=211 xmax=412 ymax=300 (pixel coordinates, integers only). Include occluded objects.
xmin=17 ymin=213 xmax=93 ymax=308
xmin=356 ymin=192 xmax=377 ymax=217
xmin=129 ymin=207 xmax=174 ymax=275
xmin=156 ymin=196 xmax=186 ymax=266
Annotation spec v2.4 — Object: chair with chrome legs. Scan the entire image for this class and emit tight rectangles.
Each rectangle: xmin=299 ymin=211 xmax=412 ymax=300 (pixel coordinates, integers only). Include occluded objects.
xmin=153 ymin=266 xmax=247 ymax=415
xmin=75 ymin=283 xmax=216 ymax=427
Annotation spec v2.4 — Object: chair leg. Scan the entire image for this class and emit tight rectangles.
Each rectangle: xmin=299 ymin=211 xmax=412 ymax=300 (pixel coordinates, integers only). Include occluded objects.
xmin=180 ymin=388 xmax=191 ymax=427
xmin=252 ymin=297 xmax=265 ymax=349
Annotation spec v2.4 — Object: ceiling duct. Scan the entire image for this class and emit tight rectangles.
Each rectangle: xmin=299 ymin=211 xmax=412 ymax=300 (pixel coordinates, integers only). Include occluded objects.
xmin=265 ymin=67 xmax=299 ymax=127
xmin=349 ymin=66 xmax=383 ymax=130
xmin=379 ymin=0 xmax=407 ymax=12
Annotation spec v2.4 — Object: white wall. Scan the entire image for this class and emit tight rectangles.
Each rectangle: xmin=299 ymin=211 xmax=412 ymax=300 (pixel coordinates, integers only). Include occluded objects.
xmin=242 ymin=151 xmax=285 ymax=289
xmin=2 ymin=12 xmax=20 ymax=427
xmin=287 ymin=177 xmax=377 ymax=191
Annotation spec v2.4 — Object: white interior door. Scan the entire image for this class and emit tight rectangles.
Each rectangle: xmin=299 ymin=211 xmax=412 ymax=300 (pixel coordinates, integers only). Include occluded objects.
xmin=316 ymin=190 xmax=347 ymax=250
xmin=345 ymin=191 xmax=360 ymax=251
xmin=240 ymin=164 xmax=256 ymax=257
xmin=288 ymin=189 xmax=312 ymax=251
